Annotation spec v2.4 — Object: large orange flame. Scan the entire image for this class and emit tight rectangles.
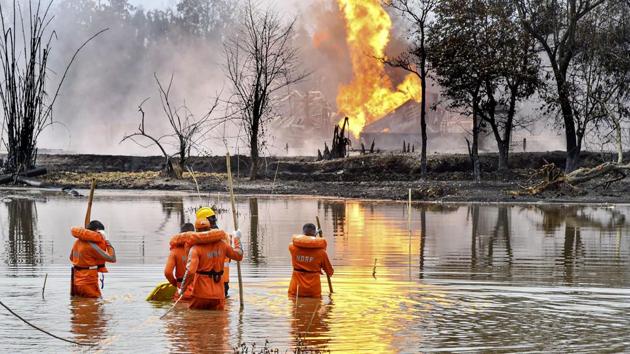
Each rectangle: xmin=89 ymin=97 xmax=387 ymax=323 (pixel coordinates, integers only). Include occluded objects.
xmin=336 ymin=0 xmax=422 ymax=138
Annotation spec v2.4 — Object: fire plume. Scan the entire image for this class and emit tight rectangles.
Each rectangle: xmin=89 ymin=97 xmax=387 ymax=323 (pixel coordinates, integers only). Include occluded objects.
xmin=336 ymin=0 xmax=422 ymax=138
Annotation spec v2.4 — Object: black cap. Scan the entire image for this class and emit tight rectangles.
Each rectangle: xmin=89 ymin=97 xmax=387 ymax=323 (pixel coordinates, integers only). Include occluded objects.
xmin=87 ymin=220 xmax=105 ymax=231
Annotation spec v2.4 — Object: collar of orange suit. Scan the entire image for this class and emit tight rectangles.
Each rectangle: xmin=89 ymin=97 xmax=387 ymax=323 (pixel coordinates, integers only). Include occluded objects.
xmin=185 ymin=229 xmax=228 ymax=249
xmin=170 ymin=232 xmax=193 ymax=250
xmin=291 ymin=235 xmax=327 ymax=249
xmin=71 ymin=227 xmax=107 ymax=250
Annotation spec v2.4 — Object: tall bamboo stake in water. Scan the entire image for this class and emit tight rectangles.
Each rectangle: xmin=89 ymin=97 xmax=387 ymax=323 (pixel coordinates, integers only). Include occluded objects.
xmin=271 ymin=161 xmax=280 ymax=194
xmin=408 ymin=189 xmax=412 ymax=229
xmin=408 ymin=189 xmax=412 ymax=279
xmin=42 ymin=273 xmax=48 ymax=299
xmin=294 ymin=285 xmax=300 ymax=316
xmin=316 ymin=216 xmax=333 ymax=294
xmin=226 ymin=153 xmax=245 ymax=310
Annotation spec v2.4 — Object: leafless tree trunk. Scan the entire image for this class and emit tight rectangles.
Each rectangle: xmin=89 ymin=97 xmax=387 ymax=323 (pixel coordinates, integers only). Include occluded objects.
xmin=465 ymin=91 xmax=483 ymax=183
xmin=121 ymin=74 xmax=220 ymax=179
xmin=602 ymin=102 xmax=626 ymax=164
xmin=122 ymin=99 xmax=179 ymax=178
xmin=384 ymin=0 xmax=437 ymax=178
xmin=224 ymin=1 xmax=308 ymax=180
xmin=614 ymin=118 xmax=623 ymax=164
xmin=471 ymin=101 xmax=481 ymax=182
xmin=0 ymin=0 xmax=105 ymax=174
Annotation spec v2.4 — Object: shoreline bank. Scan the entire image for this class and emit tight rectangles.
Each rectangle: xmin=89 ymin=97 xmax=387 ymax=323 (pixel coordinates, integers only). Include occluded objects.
xmin=1 ymin=151 xmax=628 ymax=203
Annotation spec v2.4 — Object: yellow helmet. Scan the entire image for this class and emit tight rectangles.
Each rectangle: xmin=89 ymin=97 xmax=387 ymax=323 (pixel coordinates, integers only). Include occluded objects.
xmin=196 ymin=207 xmax=215 ymax=220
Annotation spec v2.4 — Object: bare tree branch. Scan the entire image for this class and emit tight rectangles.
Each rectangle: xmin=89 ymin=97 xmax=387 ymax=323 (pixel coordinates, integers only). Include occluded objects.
xmin=224 ymin=0 xmax=308 ymax=180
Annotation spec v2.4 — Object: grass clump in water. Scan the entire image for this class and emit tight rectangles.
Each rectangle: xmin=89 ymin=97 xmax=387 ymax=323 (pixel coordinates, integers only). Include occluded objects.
xmin=232 ymin=337 xmax=330 ymax=354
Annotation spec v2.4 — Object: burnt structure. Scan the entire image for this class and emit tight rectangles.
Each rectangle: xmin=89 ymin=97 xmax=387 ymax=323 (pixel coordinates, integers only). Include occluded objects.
xmin=359 ymin=92 xmax=470 ymax=151
xmin=272 ymin=90 xmax=337 ymax=154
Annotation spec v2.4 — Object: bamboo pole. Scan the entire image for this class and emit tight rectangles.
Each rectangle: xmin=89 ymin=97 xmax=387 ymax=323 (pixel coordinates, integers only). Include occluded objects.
xmin=408 ymin=189 xmax=412 ymax=229
xmin=84 ymin=179 xmax=96 ymax=227
xmin=42 ymin=273 xmax=48 ymax=299
xmin=271 ymin=161 xmax=280 ymax=195
xmin=408 ymin=189 xmax=412 ymax=279
xmin=316 ymin=216 xmax=333 ymax=294
xmin=294 ymin=285 xmax=300 ymax=316
xmin=226 ymin=153 xmax=244 ymax=310
xmin=160 ymin=293 xmax=184 ymax=319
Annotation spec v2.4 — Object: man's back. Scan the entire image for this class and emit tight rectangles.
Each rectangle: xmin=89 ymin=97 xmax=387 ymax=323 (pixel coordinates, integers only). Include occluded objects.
xmin=289 ymin=241 xmax=333 ymax=297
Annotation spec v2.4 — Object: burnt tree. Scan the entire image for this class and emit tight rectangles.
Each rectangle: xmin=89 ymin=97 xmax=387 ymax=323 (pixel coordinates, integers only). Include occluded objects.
xmin=122 ymin=74 xmax=219 ymax=178
xmin=385 ymin=0 xmax=437 ymax=178
xmin=0 ymin=1 xmax=104 ymax=174
xmin=319 ymin=117 xmax=351 ymax=160
xmin=224 ymin=1 xmax=308 ymax=180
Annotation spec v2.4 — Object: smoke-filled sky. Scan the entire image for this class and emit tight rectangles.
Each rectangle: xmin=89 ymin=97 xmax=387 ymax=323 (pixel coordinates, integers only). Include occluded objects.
xmin=6 ymin=0 xmax=564 ymax=156
xmin=130 ymin=0 xmax=308 ymax=11
xmin=36 ymin=0 xmax=322 ymax=156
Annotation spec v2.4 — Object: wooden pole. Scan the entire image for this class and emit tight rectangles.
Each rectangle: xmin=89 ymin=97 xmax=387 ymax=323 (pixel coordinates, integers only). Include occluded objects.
xmin=226 ymin=153 xmax=244 ymax=310
xmin=408 ymin=189 xmax=412 ymax=229
xmin=84 ymin=179 xmax=96 ymax=227
xmin=42 ymin=273 xmax=48 ymax=299
xmin=316 ymin=216 xmax=333 ymax=294
xmin=408 ymin=189 xmax=412 ymax=279
xmin=160 ymin=293 xmax=184 ymax=319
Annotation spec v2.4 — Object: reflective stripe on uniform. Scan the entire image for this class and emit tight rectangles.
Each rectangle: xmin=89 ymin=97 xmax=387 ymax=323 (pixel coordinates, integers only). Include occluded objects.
xmin=89 ymin=242 xmax=116 ymax=262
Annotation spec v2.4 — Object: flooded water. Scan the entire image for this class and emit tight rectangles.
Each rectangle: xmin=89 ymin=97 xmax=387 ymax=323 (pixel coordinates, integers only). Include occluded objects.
xmin=1 ymin=189 xmax=630 ymax=353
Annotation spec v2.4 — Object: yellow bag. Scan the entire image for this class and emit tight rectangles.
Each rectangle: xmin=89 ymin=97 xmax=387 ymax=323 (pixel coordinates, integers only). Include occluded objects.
xmin=146 ymin=282 xmax=177 ymax=301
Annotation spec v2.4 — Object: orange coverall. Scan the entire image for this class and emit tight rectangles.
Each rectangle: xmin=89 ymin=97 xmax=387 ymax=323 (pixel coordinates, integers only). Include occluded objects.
xmin=70 ymin=238 xmax=116 ymax=298
xmin=164 ymin=245 xmax=193 ymax=301
xmin=288 ymin=243 xmax=334 ymax=298
xmin=183 ymin=241 xmax=243 ymax=310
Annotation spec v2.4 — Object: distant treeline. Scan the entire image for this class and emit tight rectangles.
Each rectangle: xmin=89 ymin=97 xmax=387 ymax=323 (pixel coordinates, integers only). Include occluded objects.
xmin=57 ymin=0 xmax=237 ymax=42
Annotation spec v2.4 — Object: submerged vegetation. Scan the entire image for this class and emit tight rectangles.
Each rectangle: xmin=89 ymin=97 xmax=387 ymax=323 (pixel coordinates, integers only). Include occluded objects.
xmin=232 ymin=338 xmax=330 ymax=354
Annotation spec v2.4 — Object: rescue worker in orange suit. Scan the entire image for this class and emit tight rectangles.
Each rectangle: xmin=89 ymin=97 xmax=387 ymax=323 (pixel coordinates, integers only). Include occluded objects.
xmin=196 ymin=207 xmax=232 ymax=297
xmin=164 ymin=222 xmax=195 ymax=300
xmin=289 ymin=223 xmax=334 ymax=298
xmin=70 ymin=220 xmax=117 ymax=298
xmin=179 ymin=218 xmax=243 ymax=310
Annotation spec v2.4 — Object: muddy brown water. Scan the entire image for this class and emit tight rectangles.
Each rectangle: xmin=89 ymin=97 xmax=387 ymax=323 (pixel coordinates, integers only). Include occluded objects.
xmin=1 ymin=189 xmax=630 ymax=353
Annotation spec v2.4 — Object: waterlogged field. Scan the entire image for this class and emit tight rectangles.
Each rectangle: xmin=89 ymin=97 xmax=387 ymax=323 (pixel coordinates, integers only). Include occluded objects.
xmin=1 ymin=189 xmax=630 ymax=353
